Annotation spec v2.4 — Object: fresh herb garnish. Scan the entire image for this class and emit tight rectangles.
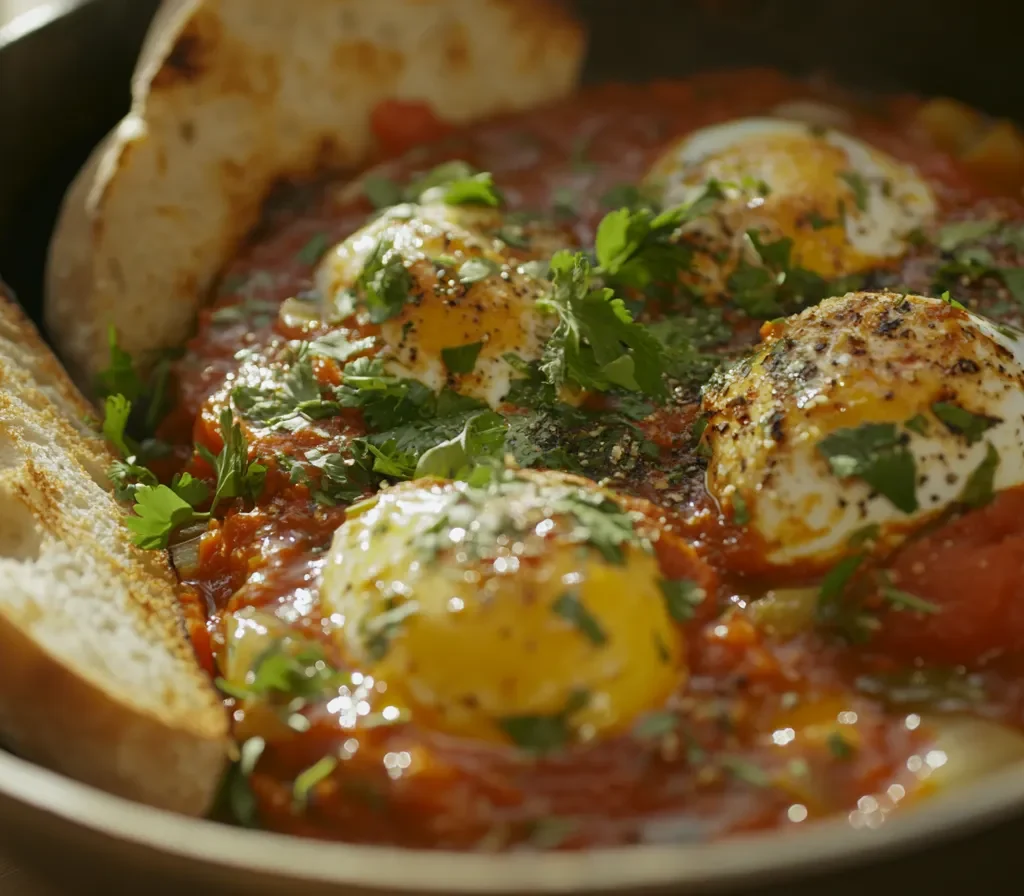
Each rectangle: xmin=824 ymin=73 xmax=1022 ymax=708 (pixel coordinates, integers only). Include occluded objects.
xmin=499 ymin=689 xmax=590 ymax=753
xmin=292 ymin=755 xmax=338 ymax=811
xmin=441 ymin=340 xmax=485 ymax=375
xmin=413 ymin=411 xmax=507 ymax=479
xmin=632 ymin=711 xmax=679 ymax=740
xmin=839 ymin=171 xmax=870 ymax=211
xmin=931 ymin=401 xmax=1000 ymax=445
xmin=817 ymin=422 xmax=918 ymax=513
xmin=877 ymin=572 xmax=940 ymax=615
xmin=960 ymin=442 xmax=1000 ymax=508
xmin=658 ymin=579 xmax=705 ymax=622
xmin=538 ymin=250 xmax=667 ymax=399
xmin=826 ymin=731 xmax=855 ymax=759
xmin=296 ymin=232 xmax=330 ymax=266
xmin=457 ymin=257 xmax=500 ymax=285
xmin=551 ymin=591 xmax=607 ymax=645
xmin=356 ymin=238 xmax=413 ymax=323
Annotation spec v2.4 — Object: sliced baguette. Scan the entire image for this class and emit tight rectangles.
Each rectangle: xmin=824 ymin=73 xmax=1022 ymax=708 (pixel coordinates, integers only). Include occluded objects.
xmin=45 ymin=0 xmax=586 ymax=389
xmin=0 ymin=282 xmax=228 ymax=815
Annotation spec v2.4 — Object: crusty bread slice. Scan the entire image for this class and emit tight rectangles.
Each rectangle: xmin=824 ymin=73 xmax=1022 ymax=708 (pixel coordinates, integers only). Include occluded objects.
xmin=45 ymin=0 xmax=586 ymax=389
xmin=0 ymin=282 xmax=228 ymax=815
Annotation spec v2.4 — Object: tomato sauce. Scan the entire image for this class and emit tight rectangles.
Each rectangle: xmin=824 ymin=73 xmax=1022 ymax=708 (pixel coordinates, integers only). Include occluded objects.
xmin=157 ymin=70 xmax=1024 ymax=848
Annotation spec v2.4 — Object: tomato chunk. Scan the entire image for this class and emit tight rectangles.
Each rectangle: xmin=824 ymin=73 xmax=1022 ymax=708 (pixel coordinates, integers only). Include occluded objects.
xmin=872 ymin=487 xmax=1024 ymax=665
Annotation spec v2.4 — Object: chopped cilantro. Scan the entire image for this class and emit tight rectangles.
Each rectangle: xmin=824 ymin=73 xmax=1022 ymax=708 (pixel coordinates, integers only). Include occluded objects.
xmin=233 ymin=347 xmax=342 ymax=430
xmin=719 ymin=756 xmax=771 ymax=788
xmin=538 ymin=250 xmax=667 ymax=399
xmin=356 ymin=238 xmax=413 ymax=323
xmin=443 ymin=172 xmax=504 ymax=207
xmin=218 ymin=639 xmax=348 ymax=705
xmin=904 ymin=413 xmax=930 ymax=436
xmin=658 ymin=579 xmax=705 ymax=622
xmin=732 ymin=493 xmax=750 ymax=525
xmin=94 ymin=326 xmax=145 ymax=402
xmin=817 ymin=422 xmax=918 ymax=513
xmin=307 ymin=331 xmax=376 ymax=364
xmin=292 ymin=755 xmax=338 ymax=811
xmin=102 ymin=394 xmax=133 ymax=457
xmin=457 ymin=257 xmax=500 ymax=284
xmin=123 ymin=485 xmax=197 ymax=549
xmin=937 ymin=219 xmax=999 ymax=251
xmin=413 ymin=411 xmax=507 ymax=479
xmin=826 ymin=731 xmax=855 ymax=759
xmin=878 ymin=573 xmax=939 ymax=615
xmin=296 ymin=232 xmax=330 ymax=266
xmin=931 ymin=401 xmax=1000 ymax=445
xmin=551 ymin=591 xmax=607 ymax=645
xmin=839 ymin=171 xmax=869 ymax=211
xmin=197 ymin=407 xmax=267 ymax=509
xmin=362 ymin=174 xmax=404 ymax=209
xmin=960 ymin=442 xmax=1000 ymax=508
xmin=632 ymin=711 xmax=679 ymax=740
xmin=499 ymin=689 xmax=589 ymax=753
xmin=441 ymin=340 xmax=485 ymax=375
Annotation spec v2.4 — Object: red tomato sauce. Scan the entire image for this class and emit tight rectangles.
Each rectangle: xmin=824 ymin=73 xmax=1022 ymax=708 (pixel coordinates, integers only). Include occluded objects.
xmin=157 ymin=70 xmax=1024 ymax=848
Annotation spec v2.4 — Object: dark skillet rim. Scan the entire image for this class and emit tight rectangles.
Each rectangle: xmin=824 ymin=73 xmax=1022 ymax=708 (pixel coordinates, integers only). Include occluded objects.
xmin=1 ymin=745 xmax=1023 ymax=893
xmin=0 ymin=0 xmax=94 ymax=47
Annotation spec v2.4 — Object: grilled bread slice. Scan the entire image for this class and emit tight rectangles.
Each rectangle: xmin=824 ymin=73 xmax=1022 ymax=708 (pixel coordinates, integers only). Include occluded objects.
xmin=45 ymin=0 xmax=586 ymax=389
xmin=0 ymin=283 xmax=228 ymax=814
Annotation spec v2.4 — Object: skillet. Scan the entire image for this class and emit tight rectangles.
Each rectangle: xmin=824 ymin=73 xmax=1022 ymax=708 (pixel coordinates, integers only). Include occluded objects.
xmin=1 ymin=0 xmax=1023 ymax=892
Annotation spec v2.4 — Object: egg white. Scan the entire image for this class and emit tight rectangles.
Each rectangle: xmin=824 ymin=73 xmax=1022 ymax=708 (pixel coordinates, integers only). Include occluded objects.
xmin=700 ymin=291 xmax=1024 ymax=567
xmin=644 ymin=118 xmax=937 ymax=288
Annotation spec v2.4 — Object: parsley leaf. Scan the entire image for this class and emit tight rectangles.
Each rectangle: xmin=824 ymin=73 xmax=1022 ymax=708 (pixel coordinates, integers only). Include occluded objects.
xmin=124 ymin=485 xmax=197 ymax=549
xmin=307 ymin=332 xmax=376 ymax=364
xmin=538 ymin=251 xmax=667 ymax=399
xmin=94 ymin=326 xmax=145 ymax=402
xmin=442 ymin=172 xmax=504 ymax=207
xmin=362 ymin=175 xmax=404 ymax=209
xmin=878 ymin=573 xmax=940 ymax=615
xmin=551 ymin=591 xmax=607 ymax=645
xmin=102 ymin=394 xmax=134 ymax=457
xmin=414 ymin=411 xmax=507 ymax=479
xmin=441 ymin=341 xmax=484 ymax=375
xmin=839 ymin=171 xmax=870 ymax=211
xmin=197 ymin=407 xmax=266 ymax=511
xmin=960 ymin=442 xmax=1000 ymax=509
xmin=659 ymin=579 xmax=706 ymax=622
xmin=931 ymin=402 xmax=1000 ymax=445
xmin=499 ymin=690 xmax=589 ymax=753
xmin=817 ymin=423 xmax=918 ymax=513
xmin=457 ymin=257 xmax=500 ymax=285
xmin=356 ymin=238 xmax=413 ymax=323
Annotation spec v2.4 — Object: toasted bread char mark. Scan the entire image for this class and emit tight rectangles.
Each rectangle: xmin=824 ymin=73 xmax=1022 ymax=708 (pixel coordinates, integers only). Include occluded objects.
xmin=45 ymin=0 xmax=586 ymax=390
xmin=0 ymin=285 xmax=227 ymax=815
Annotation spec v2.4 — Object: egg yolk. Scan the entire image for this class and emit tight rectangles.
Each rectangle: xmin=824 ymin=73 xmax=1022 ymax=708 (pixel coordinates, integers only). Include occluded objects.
xmin=644 ymin=118 xmax=937 ymax=288
xmin=320 ymin=473 xmax=687 ymax=745
xmin=316 ymin=204 xmax=559 ymax=408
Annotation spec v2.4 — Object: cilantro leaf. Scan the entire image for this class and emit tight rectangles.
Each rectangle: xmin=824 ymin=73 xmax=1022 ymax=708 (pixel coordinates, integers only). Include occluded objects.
xmin=457 ymin=257 xmax=500 ymax=285
xmin=551 ymin=591 xmax=607 ymax=645
xmin=102 ymin=394 xmax=133 ymax=457
xmin=658 ymin=579 xmax=706 ymax=622
xmin=556 ymin=489 xmax=639 ymax=564
xmin=498 ymin=690 xmax=589 ymax=753
xmin=960 ymin=441 xmax=1000 ymax=509
xmin=878 ymin=573 xmax=940 ymax=615
xmin=356 ymin=238 xmax=413 ymax=323
xmin=414 ymin=411 xmax=508 ymax=479
xmin=362 ymin=175 xmax=404 ymax=209
xmin=197 ymin=408 xmax=266 ymax=512
xmin=307 ymin=332 xmax=377 ymax=364
xmin=125 ymin=485 xmax=197 ymax=549
xmin=839 ymin=171 xmax=870 ymax=211
xmin=442 ymin=172 xmax=504 ymax=207
xmin=441 ymin=341 xmax=484 ymax=375
xmin=931 ymin=402 xmax=1000 ymax=445
xmin=817 ymin=423 xmax=918 ymax=513
xmin=538 ymin=251 xmax=667 ymax=399
xmin=94 ymin=326 xmax=145 ymax=402
xmin=107 ymin=458 xmax=158 ymax=502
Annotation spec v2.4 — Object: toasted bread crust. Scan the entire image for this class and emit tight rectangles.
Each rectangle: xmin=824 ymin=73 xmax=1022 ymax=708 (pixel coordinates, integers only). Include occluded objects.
xmin=45 ymin=0 xmax=585 ymax=388
xmin=0 ymin=284 xmax=227 ymax=815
